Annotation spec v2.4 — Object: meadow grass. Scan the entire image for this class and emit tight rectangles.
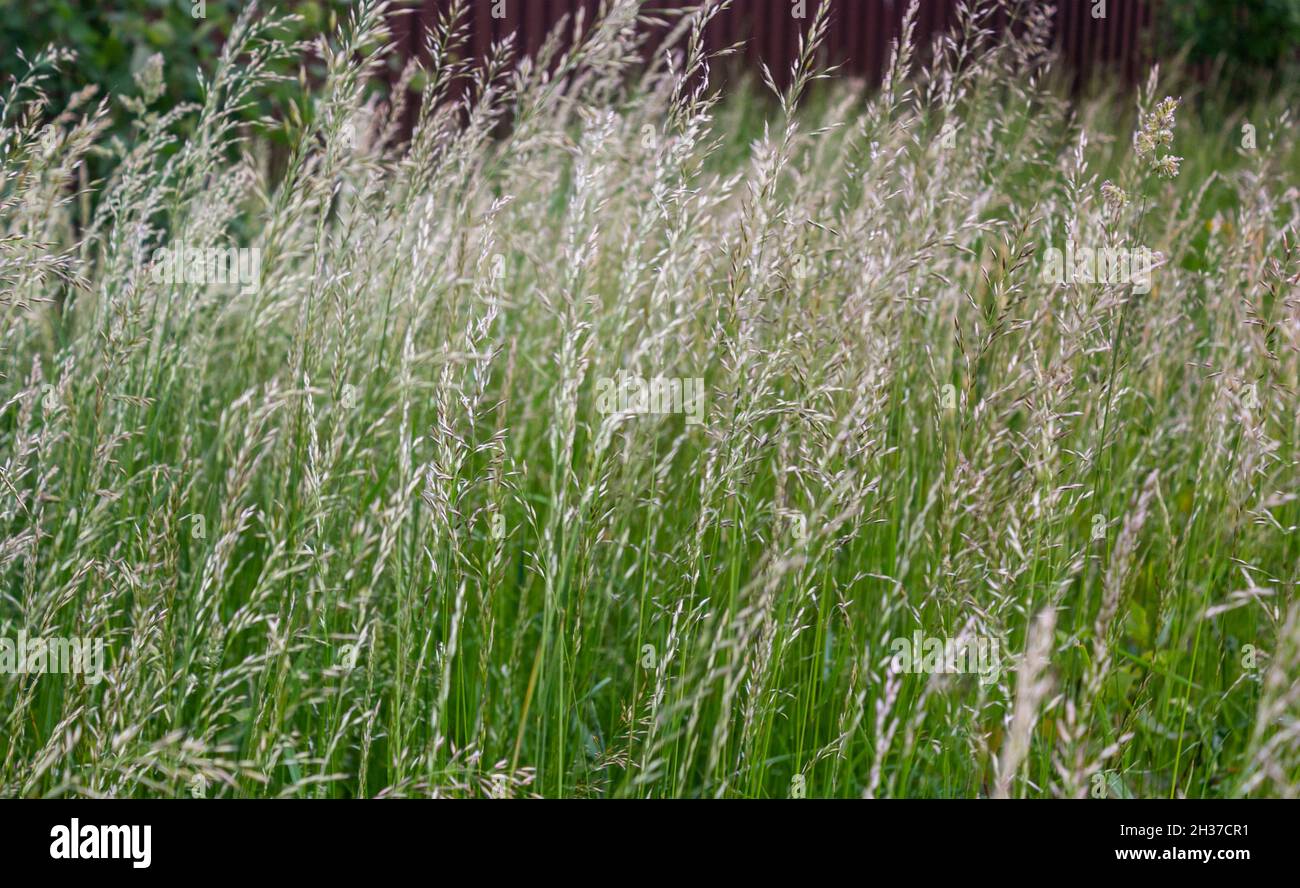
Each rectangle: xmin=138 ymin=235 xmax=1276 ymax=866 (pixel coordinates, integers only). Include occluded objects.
xmin=1 ymin=0 xmax=1298 ymax=798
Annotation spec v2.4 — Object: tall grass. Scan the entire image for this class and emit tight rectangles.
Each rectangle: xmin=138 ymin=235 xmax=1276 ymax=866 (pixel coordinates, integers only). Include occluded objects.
xmin=1 ymin=0 xmax=1297 ymax=798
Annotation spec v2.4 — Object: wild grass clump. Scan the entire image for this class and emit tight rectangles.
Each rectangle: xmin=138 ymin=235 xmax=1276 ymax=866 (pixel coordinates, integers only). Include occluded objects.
xmin=1 ymin=0 xmax=1297 ymax=798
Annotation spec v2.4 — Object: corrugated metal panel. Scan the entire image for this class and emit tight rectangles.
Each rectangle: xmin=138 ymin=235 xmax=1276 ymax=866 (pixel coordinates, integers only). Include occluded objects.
xmin=399 ymin=1 xmax=1161 ymax=89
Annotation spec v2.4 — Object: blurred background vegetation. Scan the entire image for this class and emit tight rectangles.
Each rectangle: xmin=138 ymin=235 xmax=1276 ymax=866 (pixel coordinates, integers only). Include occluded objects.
xmin=0 ymin=1 xmax=349 ymax=137
xmin=5 ymin=1 xmax=1297 ymax=124
xmin=2 ymin=0 xmax=1296 ymax=166
xmin=1161 ymin=0 xmax=1300 ymax=81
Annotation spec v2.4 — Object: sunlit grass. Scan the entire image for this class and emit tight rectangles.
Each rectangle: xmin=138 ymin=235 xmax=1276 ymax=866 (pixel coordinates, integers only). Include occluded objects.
xmin=1 ymin=0 xmax=1297 ymax=798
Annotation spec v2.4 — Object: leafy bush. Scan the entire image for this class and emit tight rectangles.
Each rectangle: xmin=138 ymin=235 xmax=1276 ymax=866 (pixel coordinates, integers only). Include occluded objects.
xmin=1163 ymin=0 xmax=1300 ymax=90
xmin=0 ymin=1 xmax=342 ymax=161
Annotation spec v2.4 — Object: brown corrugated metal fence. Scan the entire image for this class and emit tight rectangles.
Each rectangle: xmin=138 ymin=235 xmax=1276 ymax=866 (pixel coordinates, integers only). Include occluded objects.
xmin=389 ymin=1 xmax=1164 ymax=89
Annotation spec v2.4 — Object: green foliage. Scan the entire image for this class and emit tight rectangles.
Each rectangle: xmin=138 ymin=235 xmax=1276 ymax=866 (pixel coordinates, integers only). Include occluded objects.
xmin=1162 ymin=0 xmax=1300 ymax=91
xmin=0 ymin=1 xmax=339 ymax=138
